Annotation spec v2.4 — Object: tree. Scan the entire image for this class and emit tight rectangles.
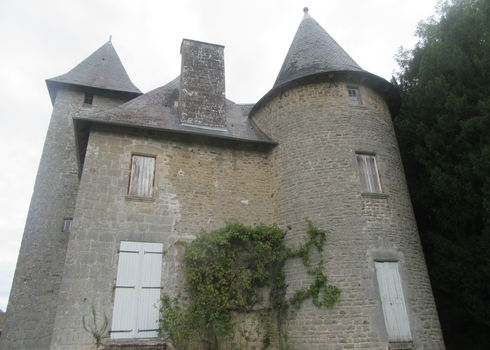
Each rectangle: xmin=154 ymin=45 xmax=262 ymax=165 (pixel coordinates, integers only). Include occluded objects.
xmin=393 ymin=0 xmax=490 ymax=348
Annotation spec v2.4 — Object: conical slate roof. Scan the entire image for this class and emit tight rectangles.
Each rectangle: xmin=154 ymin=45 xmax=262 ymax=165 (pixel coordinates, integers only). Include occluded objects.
xmin=251 ymin=8 xmax=401 ymax=117
xmin=273 ymin=8 xmax=364 ymax=88
xmin=46 ymin=40 xmax=141 ymax=103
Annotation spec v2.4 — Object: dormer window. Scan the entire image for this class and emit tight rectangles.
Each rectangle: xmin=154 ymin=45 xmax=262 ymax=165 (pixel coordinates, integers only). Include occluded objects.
xmin=83 ymin=93 xmax=94 ymax=108
xmin=348 ymin=88 xmax=361 ymax=105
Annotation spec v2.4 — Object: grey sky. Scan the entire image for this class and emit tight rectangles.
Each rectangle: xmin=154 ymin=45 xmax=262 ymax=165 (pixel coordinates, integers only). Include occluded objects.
xmin=0 ymin=0 xmax=439 ymax=311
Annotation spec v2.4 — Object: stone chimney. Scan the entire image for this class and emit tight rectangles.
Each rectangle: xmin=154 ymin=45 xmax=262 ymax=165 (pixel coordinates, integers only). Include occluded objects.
xmin=179 ymin=39 xmax=226 ymax=128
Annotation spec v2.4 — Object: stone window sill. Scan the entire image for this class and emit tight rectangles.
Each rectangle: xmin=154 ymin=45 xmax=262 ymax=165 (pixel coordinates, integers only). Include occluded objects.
xmin=389 ymin=341 xmax=413 ymax=350
xmin=349 ymin=104 xmax=367 ymax=110
xmin=361 ymin=192 xmax=389 ymax=199
xmin=125 ymin=195 xmax=155 ymax=203
xmin=101 ymin=338 xmax=174 ymax=349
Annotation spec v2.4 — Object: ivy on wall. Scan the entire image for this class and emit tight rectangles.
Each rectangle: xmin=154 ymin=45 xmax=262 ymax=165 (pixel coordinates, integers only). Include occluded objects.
xmin=160 ymin=220 xmax=340 ymax=349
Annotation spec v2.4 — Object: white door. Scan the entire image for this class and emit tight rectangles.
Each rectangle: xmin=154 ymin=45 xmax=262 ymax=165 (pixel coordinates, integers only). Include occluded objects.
xmin=375 ymin=261 xmax=412 ymax=342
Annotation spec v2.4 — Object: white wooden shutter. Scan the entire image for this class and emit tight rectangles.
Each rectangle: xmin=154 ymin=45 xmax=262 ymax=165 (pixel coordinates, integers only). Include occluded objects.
xmin=137 ymin=244 xmax=164 ymax=338
xmin=128 ymin=156 xmax=155 ymax=198
xmin=356 ymin=154 xmax=382 ymax=193
xmin=375 ymin=262 xmax=412 ymax=342
xmin=111 ymin=241 xmax=163 ymax=339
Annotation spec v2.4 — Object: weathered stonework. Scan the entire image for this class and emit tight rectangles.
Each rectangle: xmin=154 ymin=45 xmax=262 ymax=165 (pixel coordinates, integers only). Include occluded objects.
xmin=252 ymin=81 xmax=444 ymax=349
xmin=0 ymin=86 xmax=136 ymax=350
xmin=50 ymin=126 xmax=274 ymax=349
xmin=179 ymin=39 xmax=226 ymax=128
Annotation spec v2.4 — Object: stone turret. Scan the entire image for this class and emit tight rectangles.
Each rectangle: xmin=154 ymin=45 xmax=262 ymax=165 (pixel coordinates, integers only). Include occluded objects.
xmin=250 ymin=8 xmax=444 ymax=349
xmin=0 ymin=40 xmax=141 ymax=350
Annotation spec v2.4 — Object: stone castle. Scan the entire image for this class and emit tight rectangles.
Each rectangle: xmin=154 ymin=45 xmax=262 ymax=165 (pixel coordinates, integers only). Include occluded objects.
xmin=1 ymin=9 xmax=445 ymax=350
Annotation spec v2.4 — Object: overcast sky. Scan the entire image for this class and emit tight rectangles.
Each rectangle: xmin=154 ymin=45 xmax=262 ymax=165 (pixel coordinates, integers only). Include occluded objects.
xmin=0 ymin=0 xmax=440 ymax=311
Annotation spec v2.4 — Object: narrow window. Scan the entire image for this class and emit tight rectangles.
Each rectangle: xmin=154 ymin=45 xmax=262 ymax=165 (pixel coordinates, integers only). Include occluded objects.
xmin=128 ymin=155 xmax=156 ymax=198
xmin=83 ymin=93 xmax=94 ymax=108
xmin=348 ymin=88 xmax=361 ymax=105
xmin=356 ymin=153 xmax=382 ymax=193
xmin=62 ymin=219 xmax=72 ymax=232
xmin=375 ymin=262 xmax=412 ymax=342
xmin=111 ymin=241 xmax=164 ymax=339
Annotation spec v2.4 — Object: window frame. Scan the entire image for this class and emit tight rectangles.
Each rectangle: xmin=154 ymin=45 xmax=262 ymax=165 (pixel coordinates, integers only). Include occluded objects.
xmin=83 ymin=93 xmax=94 ymax=108
xmin=356 ymin=152 xmax=382 ymax=194
xmin=347 ymin=87 xmax=361 ymax=105
xmin=127 ymin=154 xmax=156 ymax=199
xmin=62 ymin=218 xmax=72 ymax=233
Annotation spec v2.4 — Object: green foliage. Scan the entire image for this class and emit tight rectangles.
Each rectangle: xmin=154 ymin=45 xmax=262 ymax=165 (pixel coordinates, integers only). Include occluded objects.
xmin=82 ymin=304 xmax=108 ymax=348
xmin=160 ymin=220 xmax=339 ymax=349
xmin=288 ymin=221 xmax=340 ymax=309
xmin=159 ymin=294 xmax=213 ymax=350
xmin=394 ymin=0 xmax=490 ymax=347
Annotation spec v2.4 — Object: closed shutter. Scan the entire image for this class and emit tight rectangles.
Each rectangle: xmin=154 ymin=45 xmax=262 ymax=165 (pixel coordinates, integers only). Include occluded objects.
xmin=137 ymin=244 xmax=164 ymax=337
xmin=111 ymin=241 xmax=163 ymax=339
xmin=356 ymin=154 xmax=382 ymax=193
xmin=375 ymin=262 xmax=412 ymax=342
xmin=128 ymin=156 xmax=155 ymax=198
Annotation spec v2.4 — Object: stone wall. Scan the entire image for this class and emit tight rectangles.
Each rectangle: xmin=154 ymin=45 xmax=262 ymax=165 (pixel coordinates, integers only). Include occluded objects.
xmin=50 ymin=125 xmax=274 ymax=349
xmin=252 ymin=81 xmax=445 ymax=349
xmin=0 ymin=86 xmax=134 ymax=350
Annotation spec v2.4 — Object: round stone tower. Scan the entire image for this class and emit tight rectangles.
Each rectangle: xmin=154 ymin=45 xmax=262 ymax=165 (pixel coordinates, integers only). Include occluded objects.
xmin=0 ymin=41 xmax=142 ymax=350
xmin=250 ymin=9 xmax=445 ymax=349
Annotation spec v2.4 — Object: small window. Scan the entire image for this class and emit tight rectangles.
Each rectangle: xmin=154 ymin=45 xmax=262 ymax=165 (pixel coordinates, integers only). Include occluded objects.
xmin=83 ymin=93 xmax=94 ymax=108
xmin=348 ymin=88 xmax=361 ymax=105
xmin=128 ymin=155 xmax=156 ymax=198
xmin=62 ymin=219 xmax=72 ymax=232
xmin=356 ymin=153 xmax=382 ymax=193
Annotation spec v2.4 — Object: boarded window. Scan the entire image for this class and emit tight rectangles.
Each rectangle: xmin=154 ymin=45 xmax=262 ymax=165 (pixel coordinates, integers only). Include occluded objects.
xmin=356 ymin=154 xmax=382 ymax=193
xmin=83 ymin=93 xmax=94 ymax=108
xmin=111 ymin=241 xmax=164 ymax=339
xmin=375 ymin=262 xmax=412 ymax=342
xmin=128 ymin=155 xmax=155 ymax=198
xmin=348 ymin=88 xmax=361 ymax=105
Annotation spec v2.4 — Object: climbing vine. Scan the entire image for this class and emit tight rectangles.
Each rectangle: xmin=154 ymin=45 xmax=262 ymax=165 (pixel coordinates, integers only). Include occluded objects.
xmin=159 ymin=220 xmax=340 ymax=349
xmin=82 ymin=304 xmax=108 ymax=348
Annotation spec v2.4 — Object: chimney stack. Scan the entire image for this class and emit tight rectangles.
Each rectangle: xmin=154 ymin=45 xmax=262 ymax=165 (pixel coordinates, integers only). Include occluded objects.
xmin=179 ymin=39 xmax=226 ymax=128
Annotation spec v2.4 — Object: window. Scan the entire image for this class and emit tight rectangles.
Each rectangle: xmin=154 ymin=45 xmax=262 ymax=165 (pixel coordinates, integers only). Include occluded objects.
xmin=128 ymin=155 xmax=156 ymax=198
xmin=111 ymin=241 xmax=164 ymax=339
xmin=356 ymin=153 xmax=382 ymax=193
xmin=348 ymin=88 xmax=361 ymax=105
xmin=62 ymin=219 xmax=72 ymax=232
xmin=83 ymin=93 xmax=94 ymax=108
xmin=375 ymin=262 xmax=412 ymax=342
